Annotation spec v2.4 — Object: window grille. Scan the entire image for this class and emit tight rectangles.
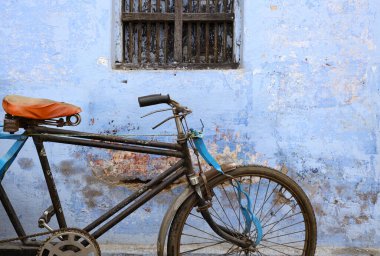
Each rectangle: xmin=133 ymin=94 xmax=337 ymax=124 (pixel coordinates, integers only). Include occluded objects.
xmin=116 ymin=0 xmax=238 ymax=69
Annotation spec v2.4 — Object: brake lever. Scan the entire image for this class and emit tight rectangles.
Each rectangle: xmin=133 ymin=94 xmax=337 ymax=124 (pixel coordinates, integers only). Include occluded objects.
xmin=141 ymin=108 xmax=173 ymax=118
xmin=152 ymin=116 xmax=175 ymax=130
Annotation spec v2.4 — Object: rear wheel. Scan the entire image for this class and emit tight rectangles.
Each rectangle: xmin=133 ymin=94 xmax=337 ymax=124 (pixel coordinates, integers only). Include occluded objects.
xmin=167 ymin=166 xmax=317 ymax=255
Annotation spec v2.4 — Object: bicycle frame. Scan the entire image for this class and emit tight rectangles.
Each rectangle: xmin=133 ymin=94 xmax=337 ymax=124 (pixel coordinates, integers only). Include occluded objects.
xmin=0 ymin=107 xmax=251 ymax=254
xmin=0 ymin=119 xmax=196 ymax=241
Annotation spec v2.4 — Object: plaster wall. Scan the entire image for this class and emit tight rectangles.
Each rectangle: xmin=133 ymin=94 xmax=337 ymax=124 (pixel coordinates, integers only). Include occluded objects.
xmin=0 ymin=0 xmax=379 ymax=252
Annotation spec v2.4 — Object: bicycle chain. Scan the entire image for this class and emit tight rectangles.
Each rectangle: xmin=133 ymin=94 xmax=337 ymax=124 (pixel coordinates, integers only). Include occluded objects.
xmin=0 ymin=228 xmax=63 ymax=244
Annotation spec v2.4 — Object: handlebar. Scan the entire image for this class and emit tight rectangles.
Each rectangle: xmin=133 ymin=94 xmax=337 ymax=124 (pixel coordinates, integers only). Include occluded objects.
xmin=138 ymin=94 xmax=171 ymax=107
xmin=138 ymin=94 xmax=192 ymax=130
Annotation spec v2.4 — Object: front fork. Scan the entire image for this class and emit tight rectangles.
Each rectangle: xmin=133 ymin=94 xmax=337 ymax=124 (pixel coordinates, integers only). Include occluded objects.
xmin=173 ymin=111 xmax=255 ymax=249
xmin=190 ymin=173 xmax=253 ymax=249
xmin=179 ymin=142 xmax=253 ymax=248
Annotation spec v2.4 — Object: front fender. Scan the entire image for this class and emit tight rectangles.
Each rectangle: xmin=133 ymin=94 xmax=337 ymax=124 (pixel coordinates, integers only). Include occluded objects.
xmin=157 ymin=163 xmax=237 ymax=256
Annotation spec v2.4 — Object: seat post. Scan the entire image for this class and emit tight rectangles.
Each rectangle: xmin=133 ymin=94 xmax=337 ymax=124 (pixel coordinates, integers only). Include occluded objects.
xmin=32 ymin=136 xmax=67 ymax=229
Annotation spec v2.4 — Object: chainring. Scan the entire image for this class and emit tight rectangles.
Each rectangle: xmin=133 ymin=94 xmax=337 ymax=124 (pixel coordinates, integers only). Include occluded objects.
xmin=37 ymin=228 xmax=101 ymax=256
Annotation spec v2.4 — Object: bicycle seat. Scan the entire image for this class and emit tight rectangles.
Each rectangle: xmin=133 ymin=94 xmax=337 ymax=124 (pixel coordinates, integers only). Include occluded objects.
xmin=2 ymin=95 xmax=81 ymax=120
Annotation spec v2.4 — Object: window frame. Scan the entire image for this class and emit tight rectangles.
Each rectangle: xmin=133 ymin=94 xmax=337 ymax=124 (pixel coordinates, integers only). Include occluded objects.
xmin=112 ymin=0 xmax=242 ymax=70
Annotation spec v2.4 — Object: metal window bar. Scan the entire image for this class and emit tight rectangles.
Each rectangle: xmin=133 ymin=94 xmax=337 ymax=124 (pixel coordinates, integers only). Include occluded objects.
xmin=121 ymin=0 xmax=236 ymax=69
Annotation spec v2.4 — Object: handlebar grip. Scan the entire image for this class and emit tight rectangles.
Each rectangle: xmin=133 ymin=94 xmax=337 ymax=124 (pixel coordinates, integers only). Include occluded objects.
xmin=138 ymin=94 xmax=171 ymax=107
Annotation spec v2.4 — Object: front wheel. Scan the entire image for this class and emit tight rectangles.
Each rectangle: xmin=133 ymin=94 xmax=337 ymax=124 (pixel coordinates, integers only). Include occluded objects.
xmin=167 ymin=165 xmax=317 ymax=255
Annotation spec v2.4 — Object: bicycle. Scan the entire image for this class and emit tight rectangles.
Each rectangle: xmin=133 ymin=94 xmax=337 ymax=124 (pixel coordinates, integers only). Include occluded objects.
xmin=0 ymin=94 xmax=317 ymax=255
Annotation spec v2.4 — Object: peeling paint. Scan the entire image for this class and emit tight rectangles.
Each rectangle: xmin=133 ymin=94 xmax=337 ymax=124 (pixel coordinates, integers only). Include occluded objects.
xmin=0 ymin=0 xmax=379 ymax=250
xmin=88 ymin=151 xmax=178 ymax=184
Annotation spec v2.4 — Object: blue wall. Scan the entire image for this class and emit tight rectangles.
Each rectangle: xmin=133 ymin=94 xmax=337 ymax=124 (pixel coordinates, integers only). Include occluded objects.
xmin=1 ymin=0 xmax=379 ymax=251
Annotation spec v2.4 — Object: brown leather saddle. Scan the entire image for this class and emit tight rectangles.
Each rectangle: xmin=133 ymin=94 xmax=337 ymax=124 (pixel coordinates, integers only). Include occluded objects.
xmin=2 ymin=95 xmax=81 ymax=120
xmin=2 ymin=95 xmax=82 ymax=132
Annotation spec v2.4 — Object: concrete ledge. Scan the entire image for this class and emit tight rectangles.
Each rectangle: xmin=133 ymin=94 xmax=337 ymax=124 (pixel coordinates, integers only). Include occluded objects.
xmin=100 ymin=244 xmax=380 ymax=255
xmin=1 ymin=243 xmax=379 ymax=255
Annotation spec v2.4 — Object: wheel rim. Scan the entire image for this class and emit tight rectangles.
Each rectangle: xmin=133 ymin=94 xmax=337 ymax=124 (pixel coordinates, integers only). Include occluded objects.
xmin=175 ymin=171 xmax=312 ymax=255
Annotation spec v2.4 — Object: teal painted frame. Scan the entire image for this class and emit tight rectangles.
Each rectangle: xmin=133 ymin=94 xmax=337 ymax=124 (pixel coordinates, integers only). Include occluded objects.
xmin=0 ymin=125 xmax=28 ymax=181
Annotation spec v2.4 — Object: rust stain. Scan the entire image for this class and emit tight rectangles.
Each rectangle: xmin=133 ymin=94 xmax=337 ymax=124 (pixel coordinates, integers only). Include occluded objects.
xmin=210 ymin=126 xmax=264 ymax=165
xmin=17 ymin=157 xmax=34 ymax=170
xmin=82 ymin=187 xmax=103 ymax=198
xmin=313 ymin=203 xmax=327 ymax=217
xmin=82 ymin=186 xmax=104 ymax=208
xmin=101 ymin=122 xmax=140 ymax=135
xmin=74 ymin=128 xmax=265 ymax=193
xmin=343 ymin=215 xmax=369 ymax=225
xmin=87 ymin=150 xmax=177 ymax=184
xmin=56 ymin=160 xmax=84 ymax=176
xmin=85 ymin=174 xmax=104 ymax=186
xmin=270 ymin=5 xmax=278 ymax=11
xmin=343 ymin=215 xmax=350 ymax=225
xmin=357 ymin=191 xmax=379 ymax=205
xmin=280 ymin=164 xmax=289 ymax=175
xmin=335 ymin=185 xmax=345 ymax=195
xmin=355 ymin=215 xmax=369 ymax=224
xmin=273 ymin=190 xmax=292 ymax=206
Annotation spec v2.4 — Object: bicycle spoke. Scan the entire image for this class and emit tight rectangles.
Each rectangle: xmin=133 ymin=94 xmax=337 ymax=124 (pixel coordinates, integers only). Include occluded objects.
xmin=221 ymin=184 xmax=244 ymax=231
xmin=214 ymin=190 xmax=239 ymax=233
xmin=262 ymin=212 xmax=302 ymax=228
xmin=181 ymin=241 xmax=224 ymax=246
xmin=265 ymin=220 xmax=304 ymax=236
xmin=257 ymin=251 xmax=268 ymax=256
xmin=265 ymin=240 xmax=303 ymax=251
xmin=262 ymin=238 xmax=306 ymax=249
xmin=182 ymin=233 xmax=224 ymax=243
xmin=258 ymin=183 xmax=280 ymax=222
xmin=257 ymin=180 xmax=271 ymax=220
xmin=265 ymin=229 xmax=305 ymax=240
xmin=210 ymin=206 xmax=237 ymax=233
xmin=189 ymin=211 xmax=237 ymax=239
xmin=262 ymin=207 xmax=293 ymax=238
xmin=234 ymin=177 xmax=243 ymax=233
xmin=263 ymin=200 xmax=294 ymax=227
xmin=252 ymin=178 xmax=261 ymax=213
xmin=170 ymin=168 xmax=315 ymax=256
xmin=250 ymin=181 xmax=279 ymax=237
xmin=189 ymin=212 xmax=203 ymax=220
xmin=248 ymin=177 xmax=253 ymax=202
xmin=180 ymin=240 xmax=226 ymax=254
xmin=259 ymin=190 xmax=291 ymax=224
xmin=184 ymin=223 xmax=223 ymax=241
xmin=257 ymin=243 xmax=292 ymax=256
xmin=225 ymin=244 xmax=237 ymax=254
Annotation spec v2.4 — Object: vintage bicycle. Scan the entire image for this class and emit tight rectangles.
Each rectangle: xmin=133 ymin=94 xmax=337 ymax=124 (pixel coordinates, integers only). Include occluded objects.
xmin=0 ymin=94 xmax=317 ymax=255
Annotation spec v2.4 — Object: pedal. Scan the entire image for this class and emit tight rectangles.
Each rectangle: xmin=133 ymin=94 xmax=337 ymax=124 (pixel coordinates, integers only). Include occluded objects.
xmin=38 ymin=205 xmax=55 ymax=231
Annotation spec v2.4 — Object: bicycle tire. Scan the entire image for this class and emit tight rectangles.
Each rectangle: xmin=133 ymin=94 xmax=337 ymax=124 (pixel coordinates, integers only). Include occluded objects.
xmin=167 ymin=165 xmax=317 ymax=255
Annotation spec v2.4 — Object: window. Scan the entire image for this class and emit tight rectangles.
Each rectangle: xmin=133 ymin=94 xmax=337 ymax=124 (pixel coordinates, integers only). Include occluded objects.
xmin=114 ymin=0 xmax=240 ymax=69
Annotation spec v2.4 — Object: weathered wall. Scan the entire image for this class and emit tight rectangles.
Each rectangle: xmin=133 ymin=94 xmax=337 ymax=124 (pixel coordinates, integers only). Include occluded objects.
xmin=0 ymin=0 xmax=379 ymax=252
